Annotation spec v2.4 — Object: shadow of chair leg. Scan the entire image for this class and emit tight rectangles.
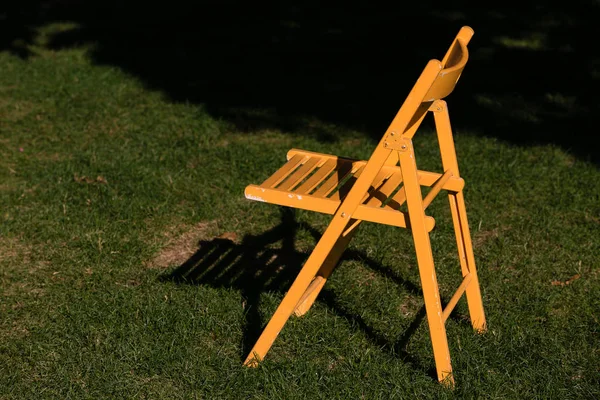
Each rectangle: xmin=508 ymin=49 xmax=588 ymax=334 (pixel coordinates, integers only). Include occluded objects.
xmin=318 ymin=289 xmax=434 ymax=377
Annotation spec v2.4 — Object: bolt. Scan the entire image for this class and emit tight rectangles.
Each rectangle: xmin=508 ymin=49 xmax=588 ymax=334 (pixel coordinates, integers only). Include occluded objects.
xmin=390 ymin=132 xmax=395 ymax=136
xmin=436 ymin=107 xmax=441 ymax=111
xmin=401 ymin=144 xmax=407 ymax=150
xmin=384 ymin=142 xmax=388 ymax=147
xmin=341 ymin=212 xmax=346 ymax=218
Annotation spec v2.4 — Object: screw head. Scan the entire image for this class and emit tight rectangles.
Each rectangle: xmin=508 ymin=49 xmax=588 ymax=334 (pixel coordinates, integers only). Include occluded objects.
xmin=401 ymin=144 xmax=407 ymax=150
xmin=390 ymin=132 xmax=395 ymax=136
xmin=341 ymin=212 xmax=346 ymax=218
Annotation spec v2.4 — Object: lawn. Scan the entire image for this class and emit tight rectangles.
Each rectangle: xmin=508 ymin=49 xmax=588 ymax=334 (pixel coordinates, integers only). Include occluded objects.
xmin=1 ymin=23 xmax=599 ymax=399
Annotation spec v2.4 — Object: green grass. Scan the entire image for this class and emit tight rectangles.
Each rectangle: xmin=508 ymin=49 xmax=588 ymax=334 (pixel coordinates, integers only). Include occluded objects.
xmin=1 ymin=24 xmax=599 ymax=399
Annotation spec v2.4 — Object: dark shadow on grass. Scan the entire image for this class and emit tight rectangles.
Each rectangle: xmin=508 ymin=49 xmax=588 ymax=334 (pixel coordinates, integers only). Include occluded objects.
xmin=318 ymin=292 xmax=436 ymax=379
xmin=161 ymin=207 xmax=305 ymax=354
xmin=1 ymin=1 xmax=599 ymax=165
xmin=159 ymin=207 xmax=438 ymax=376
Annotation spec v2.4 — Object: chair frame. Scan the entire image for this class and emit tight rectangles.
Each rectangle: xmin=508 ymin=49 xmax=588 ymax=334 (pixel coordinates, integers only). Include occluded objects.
xmin=242 ymin=26 xmax=486 ymax=386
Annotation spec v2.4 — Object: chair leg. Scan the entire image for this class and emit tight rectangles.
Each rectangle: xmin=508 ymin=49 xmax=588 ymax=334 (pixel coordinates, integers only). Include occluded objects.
xmin=293 ymin=220 xmax=360 ymax=316
xmin=294 ymin=156 xmax=401 ymax=316
xmin=398 ymin=145 xmax=454 ymax=385
xmin=432 ymin=100 xmax=486 ymax=333
xmin=243 ymin=212 xmax=355 ymax=367
xmin=449 ymin=192 xmax=486 ymax=331
xmin=244 ymin=141 xmax=397 ymax=367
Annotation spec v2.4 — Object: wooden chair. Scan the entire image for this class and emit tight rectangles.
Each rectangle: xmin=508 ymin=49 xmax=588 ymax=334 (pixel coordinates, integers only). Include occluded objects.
xmin=243 ymin=26 xmax=486 ymax=385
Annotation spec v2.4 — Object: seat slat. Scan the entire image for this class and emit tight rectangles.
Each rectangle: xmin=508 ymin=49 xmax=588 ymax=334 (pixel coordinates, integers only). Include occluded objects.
xmin=254 ymin=148 xmax=449 ymax=216
xmin=349 ymin=169 xmax=391 ymax=203
xmin=294 ymin=159 xmax=337 ymax=194
xmin=287 ymin=148 xmax=464 ymax=192
xmin=261 ymin=154 xmax=306 ymax=188
xmin=370 ymin=169 xmax=393 ymax=195
xmin=386 ymin=186 xmax=407 ymax=210
xmin=311 ymin=161 xmax=355 ymax=198
xmin=338 ymin=170 xmax=399 ymax=236
xmin=329 ymin=165 xmax=366 ymax=201
xmin=367 ymin=172 xmax=403 ymax=208
xmin=277 ymin=157 xmax=320 ymax=191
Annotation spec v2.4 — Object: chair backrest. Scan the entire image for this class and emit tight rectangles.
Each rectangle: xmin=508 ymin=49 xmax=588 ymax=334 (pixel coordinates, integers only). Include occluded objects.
xmin=382 ymin=26 xmax=474 ymax=140
xmin=424 ymin=26 xmax=473 ymax=101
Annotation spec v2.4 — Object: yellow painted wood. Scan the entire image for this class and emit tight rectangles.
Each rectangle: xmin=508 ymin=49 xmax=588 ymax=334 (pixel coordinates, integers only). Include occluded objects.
xmin=369 ymin=170 xmax=393 ymax=194
xmin=433 ymin=100 xmax=486 ymax=333
xmin=295 ymin=172 xmax=407 ymax=316
xmin=386 ymin=186 xmax=407 ymax=210
xmin=398 ymin=143 xmax=453 ymax=385
xmin=244 ymin=205 xmax=355 ymax=367
xmin=277 ymin=156 xmax=320 ymax=191
xmin=329 ymin=165 xmax=366 ymax=201
xmin=261 ymin=154 xmax=306 ymax=188
xmin=353 ymin=205 xmax=435 ymax=231
xmin=442 ymin=273 xmax=473 ymax=323
xmin=424 ymin=27 xmax=473 ymax=102
xmin=368 ymin=172 xmax=403 ymax=207
xmin=432 ymin=100 xmax=469 ymax=278
xmin=340 ymin=172 xmax=404 ymax=238
xmin=422 ymin=169 xmax=453 ymax=210
xmin=454 ymin=191 xmax=486 ymax=331
xmin=331 ymin=167 xmax=389 ymax=202
xmin=294 ymin=276 xmax=327 ymax=316
xmin=294 ymin=159 xmax=337 ymax=194
xmin=245 ymin=184 xmax=433 ymax=230
xmin=244 ymin=131 xmax=404 ymax=365
xmin=293 ymin=219 xmax=359 ymax=317
xmin=245 ymin=184 xmax=339 ymax=214
xmin=242 ymin=26 xmax=486 ymax=387
xmin=311 ymin=162 xmax=356 ymax=198
xmin=287 ymin=149 xmax=464 ymax=193
xmin=243 ymin=54 xmax=441 ymax=366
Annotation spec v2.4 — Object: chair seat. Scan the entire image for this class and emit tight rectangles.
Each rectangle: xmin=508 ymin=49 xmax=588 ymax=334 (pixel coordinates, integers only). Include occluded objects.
xmin=245 ymin=149 xmax=465 ymax=232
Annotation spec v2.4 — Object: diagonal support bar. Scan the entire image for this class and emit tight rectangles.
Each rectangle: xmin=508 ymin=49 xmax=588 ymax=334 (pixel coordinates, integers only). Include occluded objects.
xmin=441 ymin=273 xmax=473 ymax=323
xmin=422 ymin=169 xmax=454 ymax=210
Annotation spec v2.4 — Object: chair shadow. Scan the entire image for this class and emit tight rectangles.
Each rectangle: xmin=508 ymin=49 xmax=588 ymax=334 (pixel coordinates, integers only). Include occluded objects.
xmin=159 ymin=207 xmax=469 ymax=379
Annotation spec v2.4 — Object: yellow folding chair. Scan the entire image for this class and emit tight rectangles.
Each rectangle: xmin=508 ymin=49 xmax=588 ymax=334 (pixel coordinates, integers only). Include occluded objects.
xmin=242 ymin=26 xmax=486 ymax=385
